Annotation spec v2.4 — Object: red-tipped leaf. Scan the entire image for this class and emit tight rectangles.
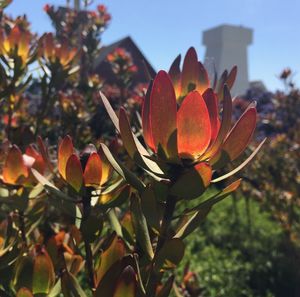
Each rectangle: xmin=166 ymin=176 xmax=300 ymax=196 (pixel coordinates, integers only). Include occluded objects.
xmin=58 ymin=135 xmax=74 ymax=179
xmin=203 ymin=88 xmax=220 ymax=142
xmin=168 ymin=54 xmax=181 ymax=98
xmin=83 ymin=152 xmax=102 ymax=187
xmin=3 ymin=145 xmax=28 ymax=184
xmin=181 ymin=47 xmax=199 ymax=95
xmin=149 ymin=71 xmax=177 ymax=156
xmin=177 ymin=91 xmax=211 ymax=158
xmin=66 ymin=154 xmax=83 ymax=192
xmin=222 ymin=106 xmax=257 ymax=161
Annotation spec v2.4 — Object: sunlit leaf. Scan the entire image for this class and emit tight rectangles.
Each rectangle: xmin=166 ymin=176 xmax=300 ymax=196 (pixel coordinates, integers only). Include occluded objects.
xmin=149 ymin=71 xmax=177 ymax=158
xmin=58 ymin=135 xmax=74 ymax=179
xmin=203 ymin=88 xmax=220 ymax=142
xmin=3 ymin=145 xmax=28 ymax=184
xmin=177 ymin=91 xmax=211 ymax=158
xmin=66 ymin=154 xmax=83 ymax=192
xmin=168 ymin=54 xmax=181 ymax=98
xmin=83 ymin=152 xmax=102 ymax=187
xmin=181 ymin=47 xmax=199 ymax=95
xmin=222 ymin=105 xmax=257 ymax=161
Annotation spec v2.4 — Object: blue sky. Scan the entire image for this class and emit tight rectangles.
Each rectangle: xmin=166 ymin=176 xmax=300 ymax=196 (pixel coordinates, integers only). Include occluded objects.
xmin=6 ymin=0 xmax=300 ymax=91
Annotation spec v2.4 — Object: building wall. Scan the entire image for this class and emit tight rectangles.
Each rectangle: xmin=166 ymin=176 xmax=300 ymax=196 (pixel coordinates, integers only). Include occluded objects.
xmin=203 ymin=24 xmax=253 ymax=96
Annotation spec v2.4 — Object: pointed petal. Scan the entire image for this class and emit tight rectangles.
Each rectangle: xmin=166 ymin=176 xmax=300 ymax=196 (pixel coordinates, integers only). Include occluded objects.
xmin=181 ymin=47 xmax=199 ymax=95
xmin=222 ymin=105 xmax=257 ymax=161
xmin=149 ymin=71 xmax=177 ymax=156
xmin=66 ymin=154 xmax=83 ymax=192
xmin=177 ymin=91 xmax=211 ymax=158
xmin=3 ymin=145 xmax=28 ymax=184
xmin=58 ymin=135 xmax=74 ymax=179
xmin=203 ymin=88 xmax=220 ymax=142
xmin=168 ymin=54 xmax=181 ymax=99
xmin=83 ymin=152 xmax=102 ymax=187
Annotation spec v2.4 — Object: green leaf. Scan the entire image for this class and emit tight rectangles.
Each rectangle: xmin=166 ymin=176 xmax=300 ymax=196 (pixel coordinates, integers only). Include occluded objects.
xmin=100 ymin=91 xmax=164 ymax=176
xmin=170 ymin=163 xmax=212 ymax=200
xmin=175 ymin=179 xmax=241 ymax=238
xmin=154 ymin=239 xmax=185 ymax=272
xmin=141 ymin=186 xmax=161 ymax=231
xmin=48 ymin=280 xmax=62 ymax=297
xmin=32 ymin=249 xmax=55 ymax=294
xmin=100 ymin=144 xmax=145 ymax=192
xmin=130 ymin=195 xmax=154 ymax=260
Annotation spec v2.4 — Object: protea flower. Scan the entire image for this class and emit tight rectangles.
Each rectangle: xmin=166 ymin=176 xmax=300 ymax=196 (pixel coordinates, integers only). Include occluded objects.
xmin=101 ymin=47 xmax=265 ymax=199
xmin=0 ymin=26 xmax=32 ymax=65
xmin=38 ymin=33 xmax=77 ymax=68
xmin=2 ymin=144 xmax=46 ymax=186
xmin=57 ymin=136 xmax=112 ymax=192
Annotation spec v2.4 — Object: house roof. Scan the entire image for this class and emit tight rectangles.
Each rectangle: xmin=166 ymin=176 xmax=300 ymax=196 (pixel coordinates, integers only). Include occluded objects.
xmin=95 ymin=36 xmax=156 ymax=81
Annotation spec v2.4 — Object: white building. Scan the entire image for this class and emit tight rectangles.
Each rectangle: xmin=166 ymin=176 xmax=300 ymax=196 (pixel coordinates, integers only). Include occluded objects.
xmin=202 ymin=24 xmax=253 ymax=96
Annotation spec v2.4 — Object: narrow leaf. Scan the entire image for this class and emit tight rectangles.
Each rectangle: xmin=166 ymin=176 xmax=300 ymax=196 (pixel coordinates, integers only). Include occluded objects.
xmin=100 ymin=144 xmax=145 ymax=192
xmin=131 ymin=195 xmax=154 ymax=260
xmin=212 ymin=138 xmax=266 ymax=183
